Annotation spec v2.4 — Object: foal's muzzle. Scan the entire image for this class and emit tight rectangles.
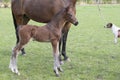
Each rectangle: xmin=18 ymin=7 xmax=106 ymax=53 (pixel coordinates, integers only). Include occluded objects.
xmin=104 ymin=26 xmax=108 ymax=28
xmin=74 ymin=21 xmax=79 ymax=26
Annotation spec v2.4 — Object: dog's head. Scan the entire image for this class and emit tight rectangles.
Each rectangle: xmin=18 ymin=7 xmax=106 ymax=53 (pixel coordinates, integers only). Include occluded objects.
xmin=104 ymin=23 xmax=113 ymax=28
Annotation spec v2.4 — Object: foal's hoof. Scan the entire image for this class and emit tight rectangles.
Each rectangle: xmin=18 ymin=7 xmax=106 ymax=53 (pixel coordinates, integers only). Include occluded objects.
xmin=58 ymin=67 xmax=63 ymax=72
xmin=56 ymin=74 xmax=60 ymax=77
xmin=13 ymin=70 xmax=20 ymax=76
xmin=54 ymin=70 xmax=60 ymax=77
xmin=60 ymin=61 xmax=64 ymax=65
xmin=16 ymin=72 xmax=20 ymax=75
xmin=9 ymin=66 xmax=20 ymax=75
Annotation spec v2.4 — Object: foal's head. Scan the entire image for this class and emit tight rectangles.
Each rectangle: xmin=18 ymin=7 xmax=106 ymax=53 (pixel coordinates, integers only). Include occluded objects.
xmin=63 ymin=6 xmax=79 ymax=26
xmin=104 ymin=23 xmax=113 ymax=28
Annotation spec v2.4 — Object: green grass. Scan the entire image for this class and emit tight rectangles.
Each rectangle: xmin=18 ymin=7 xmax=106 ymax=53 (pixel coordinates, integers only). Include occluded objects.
xmin=0 ymin=4 xmax=120 ymax=80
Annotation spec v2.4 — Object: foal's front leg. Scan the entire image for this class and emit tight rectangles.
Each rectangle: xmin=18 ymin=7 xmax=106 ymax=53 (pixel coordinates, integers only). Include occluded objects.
xmin=51 ymin=40 xmax=63 ymax=77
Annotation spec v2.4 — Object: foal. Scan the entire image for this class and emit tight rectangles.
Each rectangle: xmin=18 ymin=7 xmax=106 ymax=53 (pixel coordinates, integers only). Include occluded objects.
xmin=9 ymin=7 xmax=78 ymax=76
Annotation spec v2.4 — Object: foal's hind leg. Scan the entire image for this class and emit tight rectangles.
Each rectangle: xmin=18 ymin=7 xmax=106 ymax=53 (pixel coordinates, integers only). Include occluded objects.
xmin=13 ymin=14 xmax=30 ymax=55
xmin=9 ymin=35 xmax=30 ymax=75
xmin=20 ymin=16 xmax=30 ymax=55
xmin=9 ymin=43 xmax=24 ymax=75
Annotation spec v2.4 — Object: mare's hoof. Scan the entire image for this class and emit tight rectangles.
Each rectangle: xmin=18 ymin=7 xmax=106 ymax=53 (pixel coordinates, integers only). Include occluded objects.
xmin=21 ymin=53 xmax=26 ymax=56
xmin=64 ymin=57 xmax=71 ymax=62
xmin=67 ymin=58 xmax=71 ymax=62
xmin=22 ymin=53 xmax=26 ymax=56
xmin=64 ymin=57 xmax=68 ymax=61
xmin=21 ymin=50 xmax=26 ymax=56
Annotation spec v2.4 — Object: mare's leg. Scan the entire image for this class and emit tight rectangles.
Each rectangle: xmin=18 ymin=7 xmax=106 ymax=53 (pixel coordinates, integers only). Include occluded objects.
xmin=60 ymin=22 xmax=71 ymax=61
xmin=59 ymin=37 xmax=62 ymax=61
xmin=52 ymin=40 xmax=63 ymax=77
xmin=13 ymin=14 xmax=30 ymax=55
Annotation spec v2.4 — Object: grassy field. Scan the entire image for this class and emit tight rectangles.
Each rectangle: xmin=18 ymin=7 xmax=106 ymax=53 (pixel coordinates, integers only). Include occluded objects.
xmin=0 ymin=5 xmax=120 ymax=80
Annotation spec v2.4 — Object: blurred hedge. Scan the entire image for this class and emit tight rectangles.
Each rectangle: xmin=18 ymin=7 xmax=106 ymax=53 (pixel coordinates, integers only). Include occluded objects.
xmin=0 ymin=0 xmax=120 ymax=4
xmin=77 ymin=0 xmax=120 ymax=4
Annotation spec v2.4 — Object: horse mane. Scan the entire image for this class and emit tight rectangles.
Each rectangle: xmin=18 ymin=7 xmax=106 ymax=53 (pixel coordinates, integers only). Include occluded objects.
xmin=50 ymin=7 xmax=66 ymax=22
xmin=67 ymin=0 xmax=76 ymax=7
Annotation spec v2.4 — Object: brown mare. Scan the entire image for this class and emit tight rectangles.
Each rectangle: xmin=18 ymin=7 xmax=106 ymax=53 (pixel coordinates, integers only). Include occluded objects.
xmin=9 ymin=6 xmax=78 ymax=76
xmin=11 ymin=0 xmax=77 ymax=61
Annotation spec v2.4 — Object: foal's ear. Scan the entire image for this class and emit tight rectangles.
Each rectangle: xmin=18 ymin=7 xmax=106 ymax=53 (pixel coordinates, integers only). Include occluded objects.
xmin=65 ymin=6 xmax=70 ymax=12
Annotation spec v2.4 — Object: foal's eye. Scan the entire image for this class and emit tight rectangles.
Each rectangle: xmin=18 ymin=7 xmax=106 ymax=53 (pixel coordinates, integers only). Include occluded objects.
xmin=68 ymin=14 xmax=72 ymax=17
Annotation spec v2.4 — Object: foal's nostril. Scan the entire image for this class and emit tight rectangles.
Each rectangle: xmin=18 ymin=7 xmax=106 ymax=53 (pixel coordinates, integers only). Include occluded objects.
xmin=74 ymin=21 xmax=79 ymax=26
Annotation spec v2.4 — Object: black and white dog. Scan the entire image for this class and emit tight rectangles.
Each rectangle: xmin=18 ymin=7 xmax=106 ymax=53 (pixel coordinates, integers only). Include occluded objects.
xmin=104 ymin=23 xmax=120 ymax=43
